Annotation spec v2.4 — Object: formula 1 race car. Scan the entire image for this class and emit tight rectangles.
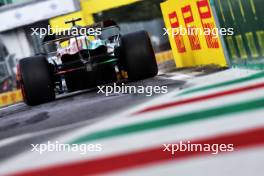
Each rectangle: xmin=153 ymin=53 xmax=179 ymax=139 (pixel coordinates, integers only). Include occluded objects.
xmin=17 ymin=18 xmax=158 ymax=105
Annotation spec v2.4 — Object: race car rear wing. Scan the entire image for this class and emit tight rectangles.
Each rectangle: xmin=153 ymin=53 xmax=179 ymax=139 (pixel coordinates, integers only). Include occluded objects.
xmin=43 ymin=19 xmax=119 ymax=44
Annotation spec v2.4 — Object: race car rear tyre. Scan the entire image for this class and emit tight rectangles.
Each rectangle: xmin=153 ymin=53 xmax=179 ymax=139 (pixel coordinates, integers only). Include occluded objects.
xmin=121 ymin=31 xmax=158 ymax=81
xmin=18 ymin=55 xmax=55 ymax=105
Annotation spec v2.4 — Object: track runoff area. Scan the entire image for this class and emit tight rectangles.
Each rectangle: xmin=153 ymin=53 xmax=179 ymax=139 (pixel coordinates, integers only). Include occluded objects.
xmin=0 ymin=68 xmax=263 ymax=176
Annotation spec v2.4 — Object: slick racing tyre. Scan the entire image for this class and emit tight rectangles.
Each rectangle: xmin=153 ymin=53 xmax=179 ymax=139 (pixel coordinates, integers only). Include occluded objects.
xmin=18 ymin=55 xmax=55 ymax=105
xmin=121 ymin=30 xmax=158 ymax=81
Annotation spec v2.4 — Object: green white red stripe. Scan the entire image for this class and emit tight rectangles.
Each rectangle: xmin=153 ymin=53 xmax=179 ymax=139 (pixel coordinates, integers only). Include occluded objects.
xmin=1 ymin=69 xmax=264 ymax=176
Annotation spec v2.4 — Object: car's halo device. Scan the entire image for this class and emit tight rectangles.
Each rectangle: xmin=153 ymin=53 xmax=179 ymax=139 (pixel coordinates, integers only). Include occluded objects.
xmin=17 ymin=18 xmax=158 ymax=105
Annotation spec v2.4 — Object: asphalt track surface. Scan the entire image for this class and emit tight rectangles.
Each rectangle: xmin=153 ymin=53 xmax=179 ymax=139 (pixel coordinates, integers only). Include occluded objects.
xmin=0 ymin=74 xmax=188 ymax=161
xmin=0 ymin=67 xmax=221 ymax=163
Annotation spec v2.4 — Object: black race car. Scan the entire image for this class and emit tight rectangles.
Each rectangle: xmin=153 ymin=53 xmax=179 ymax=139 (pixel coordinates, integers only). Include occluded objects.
xmin=17 ymin=18 xmax=158 ymax=105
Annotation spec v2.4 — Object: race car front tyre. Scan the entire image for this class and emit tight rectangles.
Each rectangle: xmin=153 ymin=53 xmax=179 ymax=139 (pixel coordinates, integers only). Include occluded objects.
xmin=18 ymin=55 xmax=55 ymax=105
xmin=121 ymin=30 xmax=158 ymax=81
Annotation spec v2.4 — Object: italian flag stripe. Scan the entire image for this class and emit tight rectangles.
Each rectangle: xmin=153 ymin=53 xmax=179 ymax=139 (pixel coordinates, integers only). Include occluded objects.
xmin=179 ymin=71 xmax=264 ymax=95
xmin=9 ymin=127 xmax=264 ymax=176
xmin=134 ymin=81 xmax=264 ymax=114
xmin=71 ymin=97 xmax=264 ymax=144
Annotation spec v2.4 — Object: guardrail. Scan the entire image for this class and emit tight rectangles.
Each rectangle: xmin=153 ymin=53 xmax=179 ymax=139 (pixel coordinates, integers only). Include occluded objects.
xmin=0 ymin=89 xmax=22 ymax=108
xmin=155 ymin=50 xmax=174 ymax=64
